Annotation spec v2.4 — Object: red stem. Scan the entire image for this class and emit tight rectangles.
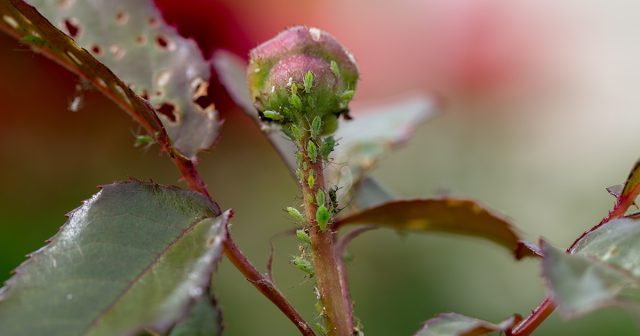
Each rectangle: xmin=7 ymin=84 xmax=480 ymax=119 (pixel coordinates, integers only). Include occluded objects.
xmin=509 ymin=297 xmax=554 ymax=336
xmin=223 ymin=231 xmax=315 ymax=336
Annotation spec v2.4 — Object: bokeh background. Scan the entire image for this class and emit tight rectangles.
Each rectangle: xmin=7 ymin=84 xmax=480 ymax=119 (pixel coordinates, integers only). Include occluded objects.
xmin=2 ymin=0 xmax=640 ymax=334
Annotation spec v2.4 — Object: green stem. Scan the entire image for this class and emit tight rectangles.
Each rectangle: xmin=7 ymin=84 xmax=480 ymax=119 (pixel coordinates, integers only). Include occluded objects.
xmin=298 ymin=132 xmax=353 ymax=336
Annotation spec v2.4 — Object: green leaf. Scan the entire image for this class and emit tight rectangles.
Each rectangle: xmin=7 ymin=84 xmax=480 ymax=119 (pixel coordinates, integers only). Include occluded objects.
xmin=0 ymin=180 xmax=230 ymax=336
xmin=334 ymin=198 xmax=526 ymax=258
xmin=169 ymin=295 xmax=223 ymax=336
xmin=0 ymin=1 xmax=168 ymax=149
xmin=6 ymin=0 xmax=220 ymax=159
xmin=572 ymin=218 xmax=640 ymax=275
xmin=415 ymin=313 xmax=521 ymax=336
xmin=542 ymin=241 xmax=640 ymax=318
xmin=328 ymin=95 xmax=438 ymax=205
xmin=351 ymin=176 xmax=394 ymax=209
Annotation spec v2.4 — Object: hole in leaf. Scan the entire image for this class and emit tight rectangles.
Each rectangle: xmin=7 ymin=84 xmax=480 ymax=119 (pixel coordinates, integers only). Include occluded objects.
xmin=194 ymin=95 xmax=212 ymax=110
xmin=157 ymin=102 xmax=177 ymax=122
xmin=156 ymin=36 xmax=168 ymax=49
xmin=63 ymin=18 xmax=80 ymax=38
xmin=90 ymin=45 xmax=102 ymax=55
xmin=115 ymin=11 xmax=129 ymax=25
xmin=191 ymin=78 xmax=213 ymax=110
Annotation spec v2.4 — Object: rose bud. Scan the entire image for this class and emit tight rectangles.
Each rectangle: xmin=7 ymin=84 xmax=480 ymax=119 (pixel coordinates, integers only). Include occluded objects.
xmin=247 ymin=26 xmax=359 ymax=134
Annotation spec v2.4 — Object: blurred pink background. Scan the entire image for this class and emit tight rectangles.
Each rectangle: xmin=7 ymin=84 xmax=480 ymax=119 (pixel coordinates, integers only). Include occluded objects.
xmin=3 ymin=0 xmax=640 ymax=335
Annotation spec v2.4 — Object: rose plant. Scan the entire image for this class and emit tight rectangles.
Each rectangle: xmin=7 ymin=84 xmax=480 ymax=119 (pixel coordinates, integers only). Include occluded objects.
xmin=1 ymin=1 xmax=640 ymax=336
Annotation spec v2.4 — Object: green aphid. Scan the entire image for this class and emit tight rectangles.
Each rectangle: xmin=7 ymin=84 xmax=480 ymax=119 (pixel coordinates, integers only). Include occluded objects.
xmin=316 ymin=205 xmax=330 ymax=231
xmin=291 ymin=82 xmax=298 ymax=95
xmin=330 ymin=60 xmax=341 ymax=78
xmin=291 ymin=256 xmax=314 ymax=276
xmin=302 ymin=161 xmax=308 ymax=171
xmin=307 ymin=140 xmax=318 ymax=163
xmin=295 ymin=168 xmax=304 ymax=181
xmin=263 ymin=110 xmax=284 ymax=121
xmin=286 ymin=207 xmax=304 ymax=223
xmin=314 ymin=322 xmax=328 ymax=336
xmin=320 ymin=136 xmax=336 ymax=161
xmin=21 ymin=34 xmax=47 ymax=46
xmin=307 ymin=173 xmax=315 ymax=189
xmin=306 ymin=95 xmax=316 ymax=109
xmin=290 ymin=93 xmax=302 ymax=110
xmin=304 ymin=71 xmax=314 ymax=93
xmin=296 ymin=229 xmax=312 ymax=245
xmin=316 ymin=189 xmax=325 ymax=206
xmin=290 ymin=124 xmax=302 ymax=140
xmin=340 ymin=90 xmax=355 ymax=102
xmin=134 ymin=134 xmax=155 ymax=148
xmin=281 ymin=107 xmax=293 ymax=119
xmin=296 ymin=151 xmax=305 ymax=164
xmin=311 ymin=116 xmax=322 ymax=138
xmin=282 ymin=126 xmax=294 ymax=140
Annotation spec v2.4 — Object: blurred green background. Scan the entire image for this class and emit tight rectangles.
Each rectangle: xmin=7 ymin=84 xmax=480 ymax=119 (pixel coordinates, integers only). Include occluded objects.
xmin=2 ymin=0 xmax=640 ymax=335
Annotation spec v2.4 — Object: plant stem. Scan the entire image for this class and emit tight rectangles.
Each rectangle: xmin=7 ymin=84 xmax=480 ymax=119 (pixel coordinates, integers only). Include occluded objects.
xmin=299 ymin=133 xmax=353 ymax=336
xmin=223 ymin=230 xmax=315 ymax=336
xmin=510 ymin=297 xmax=554 ymax=336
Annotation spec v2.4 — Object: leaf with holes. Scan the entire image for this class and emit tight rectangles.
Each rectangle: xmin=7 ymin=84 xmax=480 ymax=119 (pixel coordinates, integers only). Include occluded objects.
xmin=0 ymin=180 xmax=229 ymax=336
xmin=0 ymin=0 xmax=167 ymax=146
xmin=415 ymin=313 xmax=521 ymax=336
xmin=334 ymin=198 xmax=527 ymax=258
xmin=542 ymin=241 xmax=640 ymax=318
xmin=213 ymin=50 xmax=438 ymax=207
xmin=1 ymin=0 xmax=219 ymax=159
xmin=169 ymin=295 xmax=223 ymax=336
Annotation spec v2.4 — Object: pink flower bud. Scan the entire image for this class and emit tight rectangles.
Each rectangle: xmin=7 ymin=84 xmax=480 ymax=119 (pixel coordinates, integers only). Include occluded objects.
xmin=247 ymin=26 xmax=358 ymax=130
